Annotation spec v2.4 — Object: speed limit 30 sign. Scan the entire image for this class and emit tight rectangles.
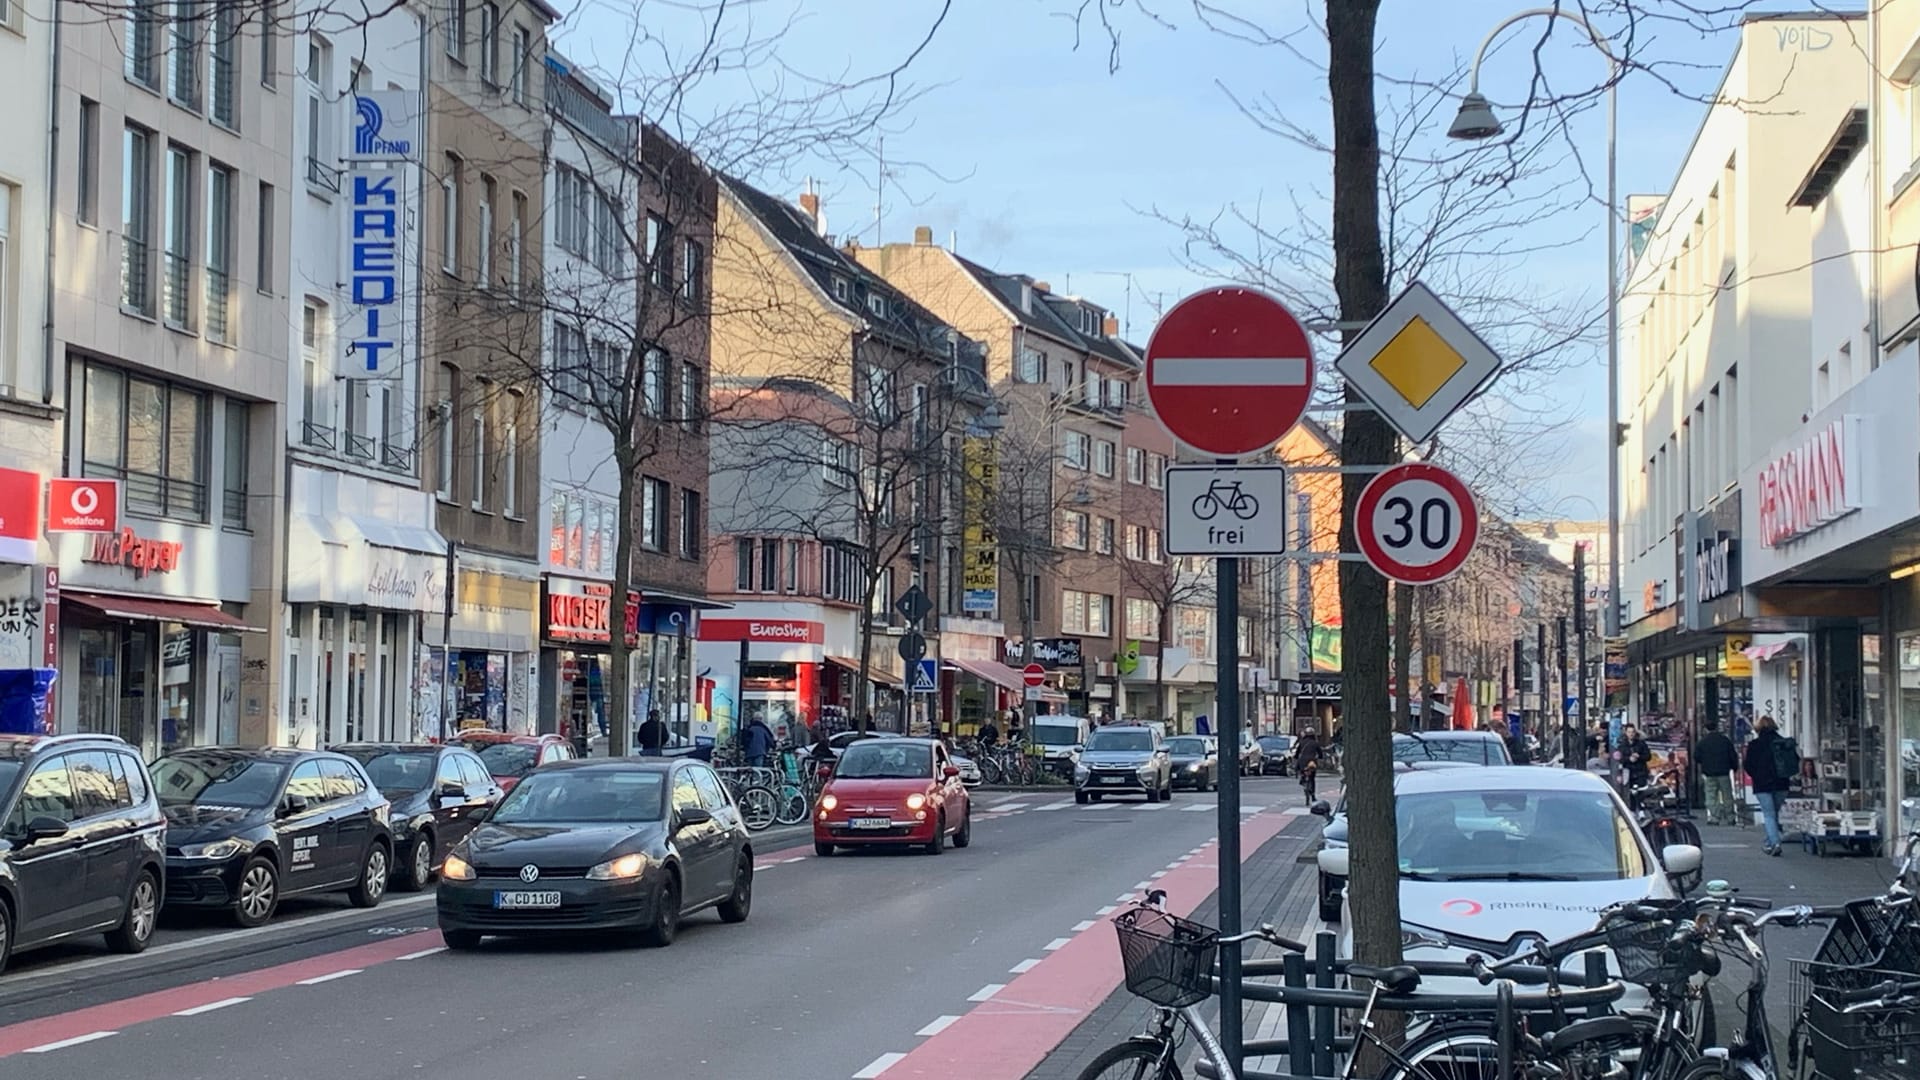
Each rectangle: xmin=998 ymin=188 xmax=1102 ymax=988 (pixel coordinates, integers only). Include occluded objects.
xmin=1355 ymin=463 xmax=1479 ymax=585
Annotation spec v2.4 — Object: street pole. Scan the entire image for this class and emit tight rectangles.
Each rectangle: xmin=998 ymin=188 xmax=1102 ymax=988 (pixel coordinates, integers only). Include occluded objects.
xmin=1574 ymin=543 xmax=1590 ymax=768
xmin=1556 ymin=616 xmax=1569 ymax=764
xmin=441 ymin=541 xmax=458 ymax=741
xmin=1535 ymin=622 xmax=1547 ymax=739
xmin=1214 ymin=534 xmax=1244 ymax=1078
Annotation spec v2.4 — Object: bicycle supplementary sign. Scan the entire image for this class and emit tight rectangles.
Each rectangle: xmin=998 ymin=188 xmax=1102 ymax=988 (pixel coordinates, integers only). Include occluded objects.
xmin=1354 ymin=462 xmax=1479 ymax=584
xmin=1164 ymin=465 xmax=1289 ymax=557
xmin=1143 ymin=288 xmax=1315 ymax=457
xmin=1331 ymin=281 xmax=1501 ymax=446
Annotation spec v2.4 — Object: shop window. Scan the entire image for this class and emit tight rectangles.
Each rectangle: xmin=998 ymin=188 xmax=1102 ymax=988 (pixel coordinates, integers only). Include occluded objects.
xmin=680 ymin=490 xmax=701 ymax=560
xmin=641 ymin=477 xmax=669 ymax=551
xmin=79 ymin=362 xmax=208 ymax=521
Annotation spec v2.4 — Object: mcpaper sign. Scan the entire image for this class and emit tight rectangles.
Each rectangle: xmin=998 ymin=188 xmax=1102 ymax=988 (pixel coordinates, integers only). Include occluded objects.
xmin=46 ymin=478 xmax=119 ymax=534
xmin=1757 ymin=416 xmax=1861 ymax=548
xmin=83 ymin=528 xmax=184 ymax=578
xmin=342 ymin=168 xmax=412 ymax=379
xmin=348 ymin=91 xmax=417 ymax=161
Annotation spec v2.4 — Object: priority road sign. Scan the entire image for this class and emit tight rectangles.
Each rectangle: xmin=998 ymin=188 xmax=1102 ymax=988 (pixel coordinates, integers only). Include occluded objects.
xmin=1332 ymin=281 xmax=1501 ymax=446
xmin=1164 ymin=465 xmax=1289 ymax=556
xmin=1143 ymin=288 xmax=1314 ymax=458
xmin=1354 ymin=463 xmax=1480 ymax=585
xmin=894 ymin=584 xmax=932 ymax=624
xmin=1022 ymin=663 xmax=1046 ymax=687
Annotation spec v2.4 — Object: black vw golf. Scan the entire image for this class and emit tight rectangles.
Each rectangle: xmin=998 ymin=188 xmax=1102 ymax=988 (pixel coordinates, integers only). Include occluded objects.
xmin=153 ymin=748 xmax=394 ymax=927
xmin=437 ymin=758 xmax=753 ymax=950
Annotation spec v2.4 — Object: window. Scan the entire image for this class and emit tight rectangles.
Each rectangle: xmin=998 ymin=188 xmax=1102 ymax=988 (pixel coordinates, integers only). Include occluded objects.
xmin=555 ymin=168 xmax=590 ymax=256
xmin=1061 ymin=590 xmax=1112 ymax=636
xmin=122 ymin=126 xmax=154 ymax=315
xmin=303 ymin=36 xmax=332 ymax=191
xmin=645 ymin=215 xmax=671 ymax=289
xmin=821 ymin=438 xmax=856 ymax=487
xmin=502 ymin=392 xmax=521 ymax=516
xmin=641 ymin=347 xmax=668 ymax=417
xmin=679 ymin=489 xmax=700 ymax=559
xmin=1018 ymin=346 xmax=1046 ymax=383
xmin=478 ymin=2 xmax=499 ymax=84
xmin=867 ymin=291 xmax=887 ymax=318
xmin=168 ymin=0 xmax=198 ymax=106
xmin=440 ymin=155 xmax=461 ymax=274
xmin=435 ymin=364 xmax=456 ymax=500
xmin=1106 ymin=377 xmax=1129 ymax=410
xmin=77 ymin=99 xmax=99 ymax=225
xmin=445 ymin=0 xmax=466 ymax=61
xmin=865 ymin=363 xmax=895 ymax=422
xmin=162 ymin=145 xmax=194 ymax=326
xmin=1081 ymin=307 xmax=1101 ymax=335
xmin=205 ymin=163 xmax=233 ymax=341
xmin=125 ymin=1 xmax=158 ymax=88
xmin=1125 ymin=445 xmax=1145 ymax=484
xmin=682 ymin=238 xmax=704 ymax=301
xmin=679 ymin=362 xmax=701 ymax=426
xmin=760 ymin=536 xmax=779 ymax=591
xmin=1083 ymin=368 xmax=1099 ymax=406
xmin=784 ymin=539 xmax=798 ymax=593
xmin=1126 ymin=524 xmax=1146 ymax=560
xmin=510 ymin=25 xmax=530 ymax=105
xmin=223 ymin=399 xmax=249 ymax=528
xmin=1093 ymin=439 xmax=1115 ymax=477
xmin=1062 ymin=430 xmax=1090 ymax=470
xmin=69 ymin=751 xmax=124 ymax=819
xmin=1126 ymin=598 xmax=1160 ymax=641
xmin=300 ymin=299 xmax=326 ymax=437
xmin=256 ymin=182 xmax=275 ymax=294
xmin=210 ymin=2 xmax=238 ymax=126
xmin=1061 ymin=359 xmax=1078 ymax=399
xmin=7 ymin=759 xmax=76 ymax=833
xmin=641 ymin=477 xmax=669 ymax=550
xmin=910 ymin=383 xmax=928 ymax=446
xmin=832 ymin=276 xmax=849 ymax=302
xmin=259 ymin=0 xmax=278 ymax=88
xmin=507 ymin=192 xmax=525 ymax=293
xmin=1147 ymin=528 xmax=1163 ymax=563
xmin=79 ymin=363 xmax=208 ymax=519
xmin=1096 ymin=516 xmax=1115 ymax=555
xmin=871 ymin=567 xmax=893 ymax=623
xmin=735 ymin=538 xmax=754 ymax=590
xmin=1147 ymin=453 xmax=1166 ymax=489
xmin=594 ymin=192 xmax=622 ymax=274
xmin=1059 ymin=509 xmax=1089 ymax=550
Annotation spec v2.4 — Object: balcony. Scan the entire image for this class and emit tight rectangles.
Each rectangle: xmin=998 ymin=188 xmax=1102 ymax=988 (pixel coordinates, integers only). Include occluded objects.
xmin=121 ymin=236 xmax=154 ymax=316
xmin=307 ymin=157 xmax=341 ymax=193
xmin=300 ymin=421 xmax=336 ymax=451
xmin=546 ymin=75 xmax=637 ymax=157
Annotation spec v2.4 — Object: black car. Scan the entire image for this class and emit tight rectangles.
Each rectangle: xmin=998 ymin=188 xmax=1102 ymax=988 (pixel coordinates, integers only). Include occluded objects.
xmin=329 ymin=743 xmax=503 ymax=891
xmin=1257 ymin=734 xmax=1294 ymax=775
xmin=0 ymin=734 xmax=166 ymax=973
xmin=153 ymin=747 xmax=394 ymax=927
xmin=1164 ymin=735 xmax=1219 ymax=791
xmin=437 ymin=758 xmax=753 ymax=950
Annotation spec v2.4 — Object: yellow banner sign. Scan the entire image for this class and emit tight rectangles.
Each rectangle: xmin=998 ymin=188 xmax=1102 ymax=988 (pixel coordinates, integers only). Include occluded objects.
xmin=961 ymin=437 xmax=997 ymax=612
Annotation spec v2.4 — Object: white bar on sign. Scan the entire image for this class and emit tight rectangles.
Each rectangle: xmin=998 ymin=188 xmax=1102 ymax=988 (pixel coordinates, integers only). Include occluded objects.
xmin=1154 ymin=357 xmax=1309 ymax=387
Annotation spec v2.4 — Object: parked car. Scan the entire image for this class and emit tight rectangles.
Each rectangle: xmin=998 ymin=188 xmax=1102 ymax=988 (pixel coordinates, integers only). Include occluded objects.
xmin=329 ymin=742 xmax=504 ymax=890
xmin=1392 ymin=730 xmax=1513 ymax=766
xmin=1310 ymin=760 xmax=1476 ymax=921
xmin=1073 ymin=725 xmax=1173 ymax=804
xmin=437 ymin=758 xmax=753 ymax=949
xmin=814 ymin=738 xmax=972 ymax=855
xmin=1164 ymin=735 xmax=1219 ymax=792
xmin=0 ymin=734 xmax=166 ymax=974
xmin=1028 ymin=714 xmax=1091 ymax=777
xmin=1257 ymin=734 xmax=1295 ymax=775
xmin=1237 ymin=732 xmax=1265 ymax=776
xmin=454 ymin=733 xmax=578 ymax=792
xmin=950 ymin=753 xmax=983 ymax=787
xmin=153 ymin=747 xmax=393 ymax=927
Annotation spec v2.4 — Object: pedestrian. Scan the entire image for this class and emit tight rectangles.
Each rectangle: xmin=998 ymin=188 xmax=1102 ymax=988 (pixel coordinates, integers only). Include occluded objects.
xmin=1292 ymin=727 xmax=1323 ymax=804
xmin=743 ymin=713 xmax=776 ymax=768
xmin=1694 ymin=719 xmax=1738 ymax=826
xmin=1743 ymin=714 xmax=1797 ymax=856
xmin=1618 ymin=723 xmax=1652 ymax=788
xmin=978 ymin=715 xmax=1000 ymax=748
xmin=636 ymin=709 xmax=667 ymax=757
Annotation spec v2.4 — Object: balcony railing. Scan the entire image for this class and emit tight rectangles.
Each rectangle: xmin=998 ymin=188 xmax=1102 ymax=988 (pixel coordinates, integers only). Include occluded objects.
xmin=344 ymin=432 xmax=376 ymax=461
xmin=162 ymin=251 xmax=191 ymax=326
xmin=381 ymin=442 xmax=416 ymax=473
xmin=300 ymin=421 xmax=335 ymax=450
xmin=222 ymin=487 xmax=249 ymax=530
xmin=307 ymin=157 xmax=341 ymax=192
xmin=122 ymin=235 xmax=153 ymax=315
xmin=546 ymin=74 xmax=637 ymax=156
xmin=205 ymin=268 xmax=230 ymax=341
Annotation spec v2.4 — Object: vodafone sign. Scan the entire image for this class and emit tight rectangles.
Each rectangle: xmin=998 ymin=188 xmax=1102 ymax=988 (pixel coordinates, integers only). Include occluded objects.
xmin=47 ymin=478 xmax=120 ymax=534
xmin=696 ymin=619 xmax=825 ymax=644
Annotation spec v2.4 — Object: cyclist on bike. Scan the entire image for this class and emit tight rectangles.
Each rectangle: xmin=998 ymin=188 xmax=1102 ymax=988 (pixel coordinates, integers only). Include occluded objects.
xmin=1293 ymin=728 xmax=1322 ymax=804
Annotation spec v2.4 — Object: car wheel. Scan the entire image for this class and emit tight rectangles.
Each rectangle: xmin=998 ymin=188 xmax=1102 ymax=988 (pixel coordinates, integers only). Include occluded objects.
xmin=349 ymin=842 xmax=390 ymax=908
xmin=953 ymin=807 xmax=972 ymax=849
xmin=400 ymin=832 xmax=435 ymax=892
xmin=1318 ymin=873 xmax=1343 ymax=923
xmin=0 ymin=898 xmax=12 ymax=975
xmin=1074 ymin=790 xmax=1090 ymax=805
xmin=1090 ymin=792 xmax=1103 ymax=803
xmin=442 ymin=928 xmax=483 ymax=951
xmin=814 ymin=840 xmax=835 ymax=857
xmin=105 ymin=869 xmax=160 ymax=954
xmin=926 ymin=813 xmax=946 ymax=855
xmin=1162 ymin=778 xmax=1174 ymax=801
xmin=717 ymin=854 xmax=752 ymax=923
xmin=638 ymin=872 xmax=680 ymax=947
xmin=233 ymin=856 xmax=280 ymax=928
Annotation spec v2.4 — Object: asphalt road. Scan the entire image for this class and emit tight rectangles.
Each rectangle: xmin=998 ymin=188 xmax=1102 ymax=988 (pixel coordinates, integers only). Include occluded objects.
xmin=0 ymin=778 xmax=1315 ymax=1080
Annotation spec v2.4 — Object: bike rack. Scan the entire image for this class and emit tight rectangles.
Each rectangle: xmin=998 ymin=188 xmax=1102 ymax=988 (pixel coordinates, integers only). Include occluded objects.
xmin=1193 ymin=932 xmax=1619 ymax=1080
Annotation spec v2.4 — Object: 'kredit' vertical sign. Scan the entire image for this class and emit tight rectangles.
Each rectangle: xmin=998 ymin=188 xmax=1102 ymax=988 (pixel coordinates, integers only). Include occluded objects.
xmin=342 ymin=90 xmax=419 ymax=379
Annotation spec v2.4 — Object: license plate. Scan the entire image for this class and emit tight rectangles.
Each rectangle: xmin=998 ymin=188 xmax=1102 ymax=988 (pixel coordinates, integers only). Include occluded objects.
xmin=492 ymin=890 xmax=562 ymax=909
xmin=849 ymin=817 xmax=893 ymax=829
xmin=1101 ymin=776 xmax=1125 ymax=784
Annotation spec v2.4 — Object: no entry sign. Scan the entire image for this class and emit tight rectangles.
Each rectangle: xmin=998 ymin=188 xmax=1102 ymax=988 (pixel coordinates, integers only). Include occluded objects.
xmin=1022 ymin=663 xmax=1046 ymax=687
xmin=1355 ymin=463 xmax=1480 ymax=585
xmin=1143 ymin=288 xmax=1314 ymax=457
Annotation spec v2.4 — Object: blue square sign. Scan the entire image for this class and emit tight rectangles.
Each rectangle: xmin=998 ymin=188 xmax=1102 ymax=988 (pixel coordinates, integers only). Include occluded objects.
xmin=912 ymin=659 xmax=938 ymax=693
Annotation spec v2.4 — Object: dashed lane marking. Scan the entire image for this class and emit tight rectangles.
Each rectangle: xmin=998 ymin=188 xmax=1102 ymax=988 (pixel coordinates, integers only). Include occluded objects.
xmin=23 ymin=1032 xmax=116 ymax=1054
xmin=1044 ymin=937 xmax=1072 ymax=951
xmin=1071 ymin=920 xmax=1097 ymax=932
xmin=916 ymin=1016 xmax=961 ymax=1037
xmin=1095 ymin=906 xmax=1117 ymax=916
xmin=396 ymin=946 xmax=447 ymax=961
xmin=1010 ymin=958 xmax=1042 ymax=974
xmin=171 ymin=997 xmax=250 ymax=1017
xmin=968 ymin=984 xmax=1005 ymax=1002
xmin=853 ymin=1051 xmax=907 ymax=1078
xmin=294 ymin=969 xmax=362 ymax=986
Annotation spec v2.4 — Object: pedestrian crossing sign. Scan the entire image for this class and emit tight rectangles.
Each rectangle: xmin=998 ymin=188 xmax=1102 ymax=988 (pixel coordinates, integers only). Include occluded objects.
xmin=912 ymin=659 xmax=938 ymax=693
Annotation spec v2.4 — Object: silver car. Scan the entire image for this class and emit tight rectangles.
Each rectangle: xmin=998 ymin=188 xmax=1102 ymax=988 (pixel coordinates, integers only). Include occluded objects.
xmin=1073 ymin=726 xmax=1174 ymax=803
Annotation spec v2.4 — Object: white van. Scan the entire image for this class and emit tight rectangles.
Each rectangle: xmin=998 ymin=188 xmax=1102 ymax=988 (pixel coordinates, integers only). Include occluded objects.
xmin=1029 ymin=714 xmax=1091 ymax=775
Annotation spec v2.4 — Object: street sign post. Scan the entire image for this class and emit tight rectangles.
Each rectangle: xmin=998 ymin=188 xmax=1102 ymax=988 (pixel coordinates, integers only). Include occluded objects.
xmin=1165 ymin=465 xmax=1289 ymax=556
xmin=1332 ymin=281 xmax=1501 ymax=446
xmin=1142 ymin=287 xmax=1315 ymax=458
xmin=1354 ymin=463 xmax=1481 ymax=585
xmin=1021 ymin=663 xmax=1046 ymax=688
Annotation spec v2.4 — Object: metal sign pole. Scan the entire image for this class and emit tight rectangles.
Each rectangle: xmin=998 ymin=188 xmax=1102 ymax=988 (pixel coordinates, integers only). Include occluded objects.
xmin=1214 ymin=516 xmax=1244 ymax=1078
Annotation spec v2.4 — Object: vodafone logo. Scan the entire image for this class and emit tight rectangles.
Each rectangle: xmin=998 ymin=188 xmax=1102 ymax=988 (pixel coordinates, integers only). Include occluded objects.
xmin=1441 ymin=898 xmax=1484 ymax=917
xmin=70 ymin=486 xmax=98 ymax=516
xmin=46 ymin=478 xmax=119 ymax=534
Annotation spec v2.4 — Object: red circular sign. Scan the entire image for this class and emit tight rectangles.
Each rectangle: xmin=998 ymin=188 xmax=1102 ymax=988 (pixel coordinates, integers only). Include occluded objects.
xmin=1354 ymin=463 xmax=1480 ymax=585
xmin=1143 ymin=288 xmax=1315 ymax=457
xmin=1022 ymin=663 xmax=1047 ymax=687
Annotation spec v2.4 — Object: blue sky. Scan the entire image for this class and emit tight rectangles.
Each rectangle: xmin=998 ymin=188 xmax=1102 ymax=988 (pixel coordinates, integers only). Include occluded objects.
xmin=556 ymin=0 xmax=1783 ymax=520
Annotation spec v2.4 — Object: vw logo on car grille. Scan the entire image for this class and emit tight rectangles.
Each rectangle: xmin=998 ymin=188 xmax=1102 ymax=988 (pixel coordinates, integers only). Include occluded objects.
xmin=519 ymin=864 xmax=540 ymax=883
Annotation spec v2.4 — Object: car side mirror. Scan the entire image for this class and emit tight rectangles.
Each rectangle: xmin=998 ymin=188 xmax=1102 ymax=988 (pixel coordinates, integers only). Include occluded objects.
xmin=943 ymin=765 xmax=961 ymax=779
xmin=1317 ymin=847 xmax=1350 ymax=878
xmin=677 ymin=806 xmax=714 ymax=829
xmin=281 ymin=793 xmax=311 ymax=816
xmin=1071 ymin=744 xmax=1083 ymax=754
xmin=438 ymin=782 xmax=467 ymax=800
xmin=1662 ymin=843 xmax=1703 ymax=878
xmin=25 ymin=816 xmax=69 ymax=843
xmin=1309 ymin=800 xmax=1332 ymax=818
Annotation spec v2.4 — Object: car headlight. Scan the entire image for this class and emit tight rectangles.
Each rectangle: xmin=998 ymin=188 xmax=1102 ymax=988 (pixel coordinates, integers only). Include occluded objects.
xmin=1186 ymin=762 xmax=1201 ymax=772
xmin=442 ymin=854 xmax=477 ymax=881
xmin=905 ymin=793 xmax=927 ymax=810
xmin=178 ymin=838 xmax=245 ymax=860
xmin=820 ymin=793 xmax=838 ymax=810
xmin=1400 ymin=923 xmax=1453 ymax=951
xmin=1074 ymin=766 xmax=1089 ymax=780
xmin=587 ymin=853 xmax=649 ymax=881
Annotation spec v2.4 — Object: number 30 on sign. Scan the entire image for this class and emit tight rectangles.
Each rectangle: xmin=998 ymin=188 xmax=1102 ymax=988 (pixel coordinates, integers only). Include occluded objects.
xmin=1354 ymin=463 xmax=1480 ymax=585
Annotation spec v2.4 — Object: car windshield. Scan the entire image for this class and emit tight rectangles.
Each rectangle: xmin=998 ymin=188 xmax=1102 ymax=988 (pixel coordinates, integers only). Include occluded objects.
xmin=1165 ymin=737 xmax=1209 ymax=755
xmin=150 ymin=755 xmax=288 ymax=809
xmin=1030 ymin=724 xmax=1080 ymax=746
xmin=1258 ymin=736 xmax=1292 ymax=750
xmin=1393 ymin=736 xmax=1510 ymax=765
xmin=490 ymin=771 xmax=665 ymax=823
xmin=344 ymin=751 xmax=437 ymax=795
xmin=476 ymin=743 xmax=541 ymax=777
xmin=835 ymin=742 xmax=932 ymax=779
xmin=1087 ymin=730 xmax=1152 ymax=752
xmin=1396 ymin=789 xmax=1646 ymax=881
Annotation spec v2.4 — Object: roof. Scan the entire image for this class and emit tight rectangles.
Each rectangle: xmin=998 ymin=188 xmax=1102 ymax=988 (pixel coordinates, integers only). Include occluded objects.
xmin=1394 ymin=730 xmax=1503 ymax=742
xmin=948 ymin=256 xmax=1137 ymax=369
xmin=1398 ymin=765 xmax=1613 ymax=795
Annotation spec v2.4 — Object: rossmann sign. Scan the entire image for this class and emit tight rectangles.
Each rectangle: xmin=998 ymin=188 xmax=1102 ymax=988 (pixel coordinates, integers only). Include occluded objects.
xmin=1756 ymin=417 xmax=1862 ymax=548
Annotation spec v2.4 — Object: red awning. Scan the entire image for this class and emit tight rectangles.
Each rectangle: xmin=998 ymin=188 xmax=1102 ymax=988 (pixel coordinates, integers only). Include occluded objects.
xmin=946 ymin=657 xmax=1030 ymax=693
xmin=63 ymin=591 xmax=260 ymax=632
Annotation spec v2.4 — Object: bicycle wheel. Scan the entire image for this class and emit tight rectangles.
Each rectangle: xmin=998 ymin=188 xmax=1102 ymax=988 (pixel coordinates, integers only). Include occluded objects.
xmin=1073 ymin=1040 xmax=1183 ymax=1080
xmin=1377 ymin=1029 xmax=1505 ymax=1080
xmin=979 ymin=756 xmax=1004 ymax=785
xmin=737 ymin=786 xmax=779 ymax=831
xmin=774 ymin=784 xmax=809 ymax=826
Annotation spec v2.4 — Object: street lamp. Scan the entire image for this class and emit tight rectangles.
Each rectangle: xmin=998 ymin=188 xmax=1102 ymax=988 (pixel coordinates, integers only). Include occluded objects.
xmin=1450 ymin=7 xmax=1624 ymax=640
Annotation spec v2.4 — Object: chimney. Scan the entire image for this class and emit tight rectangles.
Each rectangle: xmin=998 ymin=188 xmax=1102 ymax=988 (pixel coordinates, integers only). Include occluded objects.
xmin=797 ymin=191 xmax=827 ymax=237
xmin=1102 ymin=314 xmax=1119 ymax=337
xmin=1032 ymin=280 xmax=1051 ymax=294
xmin=913 ymin=225 xmax=933 ymax=245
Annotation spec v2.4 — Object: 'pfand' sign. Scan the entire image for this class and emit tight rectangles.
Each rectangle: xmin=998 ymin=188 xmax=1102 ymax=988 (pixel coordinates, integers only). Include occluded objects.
xmin=1756 ymin=417 xmax=1862 ymax=548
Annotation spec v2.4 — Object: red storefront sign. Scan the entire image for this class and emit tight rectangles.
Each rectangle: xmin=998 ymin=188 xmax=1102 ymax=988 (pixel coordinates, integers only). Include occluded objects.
xmin=696 ymin=618 xmax=825 ymax=644
xmin=46 ymin=478 xmax=120 ymax=533
xmin=0 ymin=467 xmax=40 ymax=563
xmin=543 ymin=578 xmax=641 ymax=643
xmin=1756 ymin=417 xmax=1861 ymax=548
xmin=83 ymin=527 xmax=185 ymax=578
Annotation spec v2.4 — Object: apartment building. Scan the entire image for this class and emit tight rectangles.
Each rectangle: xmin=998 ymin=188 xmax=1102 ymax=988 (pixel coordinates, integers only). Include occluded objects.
xmin=40 ymin=6 xmax=296 ymax=757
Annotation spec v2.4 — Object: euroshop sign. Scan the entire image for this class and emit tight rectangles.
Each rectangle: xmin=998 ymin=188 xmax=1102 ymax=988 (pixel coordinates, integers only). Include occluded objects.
xmin=1756 ymin=416 xmax=1862 ymax=548
xmin=696 ymin=619 xmax=826 ymax=644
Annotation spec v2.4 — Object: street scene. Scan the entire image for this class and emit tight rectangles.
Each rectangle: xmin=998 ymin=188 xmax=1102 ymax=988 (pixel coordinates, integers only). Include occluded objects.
xmin=5 ymin=1 xmax=1920 ymax=1079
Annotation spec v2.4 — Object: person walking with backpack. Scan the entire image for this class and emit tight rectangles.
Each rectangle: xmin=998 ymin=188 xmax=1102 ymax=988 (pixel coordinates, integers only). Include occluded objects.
xmin=1694 ymin=719 xmax=1738 ymax=826
xmin=1743 ymin=714 xmax=1797 ymax=855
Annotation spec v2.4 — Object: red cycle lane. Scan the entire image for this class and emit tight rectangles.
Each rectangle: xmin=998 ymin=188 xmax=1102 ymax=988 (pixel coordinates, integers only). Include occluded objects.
xmin=886 ymin=810 xmax=1296 ymax=1079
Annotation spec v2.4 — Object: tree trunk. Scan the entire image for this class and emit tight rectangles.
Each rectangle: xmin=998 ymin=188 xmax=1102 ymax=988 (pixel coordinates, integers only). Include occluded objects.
xmin=607 ymin=447 xmax=637 ymax=758
xmin=1327 ymin=0 xmax=1405 ymax=983
xmin=1393 ymin=582 xmax=1412 ymax=734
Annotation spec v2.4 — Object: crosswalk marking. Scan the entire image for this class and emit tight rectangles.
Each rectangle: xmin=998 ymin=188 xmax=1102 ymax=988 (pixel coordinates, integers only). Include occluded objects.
xmin=1081 ymin=802 xmax=1120 ymax=811
xmin=987 ymin=802 xmax=1030 ymax=813
xmin=1033 ymin=800 xmax=1073 ymax=810
xmin=1132 ymin=802 xmax=1168 ymax=811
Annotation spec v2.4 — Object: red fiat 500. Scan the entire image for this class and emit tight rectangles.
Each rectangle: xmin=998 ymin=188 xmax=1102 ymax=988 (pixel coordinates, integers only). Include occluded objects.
xmin=814 ymin=738 xmax=972 ymax=856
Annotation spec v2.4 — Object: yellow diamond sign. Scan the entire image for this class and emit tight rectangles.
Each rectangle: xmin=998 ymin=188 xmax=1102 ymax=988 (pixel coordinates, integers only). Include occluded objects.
xmin=1333 ymin=281 xmax=1501 ymax=444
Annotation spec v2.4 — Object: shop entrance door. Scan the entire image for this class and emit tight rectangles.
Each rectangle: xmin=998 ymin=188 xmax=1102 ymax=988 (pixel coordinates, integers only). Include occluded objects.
xmin=214 ymin=638 xmax=242 ymax=744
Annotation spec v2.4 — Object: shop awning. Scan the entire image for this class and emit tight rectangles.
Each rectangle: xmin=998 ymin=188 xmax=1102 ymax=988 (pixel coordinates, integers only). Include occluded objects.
xmin=826 ymin=655 xmax=900 ymax=685
xmin=1742 ymin=640 xmax=1801 ymax=663
xmin=354 ymin=515 xmax=447 ymax=555
xmin=642 ymin=586 xmax=733 ymax=612
xmin=64 ymin=591 xmax=260 ymax=632
xmin=944 ymin=657 xmax=1030 ymax=692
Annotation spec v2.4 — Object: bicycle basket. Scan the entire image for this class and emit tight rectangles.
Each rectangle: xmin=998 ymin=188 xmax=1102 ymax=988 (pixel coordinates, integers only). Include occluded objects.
xmin=1605 ymin=920 xmax=1695 ymax=988
xmin=1113 ymin=907 xmax=1219 ymax=1009
xmin=1811 ymin=898 xmax=1920 ymax=972
xmin=1792 ymin=962 xmax=1920 ymax=1080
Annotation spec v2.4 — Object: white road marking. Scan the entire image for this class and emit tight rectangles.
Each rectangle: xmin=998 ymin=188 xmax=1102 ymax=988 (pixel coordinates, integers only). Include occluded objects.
xmin=1166 ymin=861 xmax=1185 ymax=869
xmin=1034 ymin=801 xmax=1072 ymax=811
xmin=1133 ymin=881 xmax=1156 ymax=890
xmin=916 ymin=1015 xmax=961 ymax=1037
xmin=853 ymin=1052 xmax=907 ymax=1078
xmin=24 ymin=1032 xmax=117 ymax=1053
xmin=1132 ymin=802 xmax=1167 ymax=811
xmin=1010 ymin=958 xmax=1042 ymax=973
xmin=1115 ymin=893 xmax=1136 ymax=903
xmin=397 ymin=946 xmax=447 ymax=961
xmin=968 ymin=984 xmax=1005 ymax=1002
xmin=295 ymin=969 xmax=363 ymax=986
xmin=1150 ymin=871 xmax=1168 ymax=879
xmin=1181 ymin=804 xmax=1213 ymax=812
xmin=173 ymin=997 xmax=251 ymax=1016
xmin=1153 ymin=356 xmax=1310 ymax=386
xmin=988 ymin=803 xmax=1030 ymax=813
xmin=1081 ymin=802 xmax=1120 ymax=811
xmin=1072 ymin=919 xmax=1098 ymax=932
xmin=783 ymin=856 xmax=807 ymax=863
xmin=1095 ymin=906 xmax=1117 ymax=916
xmin=1045 ymin=937 xmax=1073 ymax=951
